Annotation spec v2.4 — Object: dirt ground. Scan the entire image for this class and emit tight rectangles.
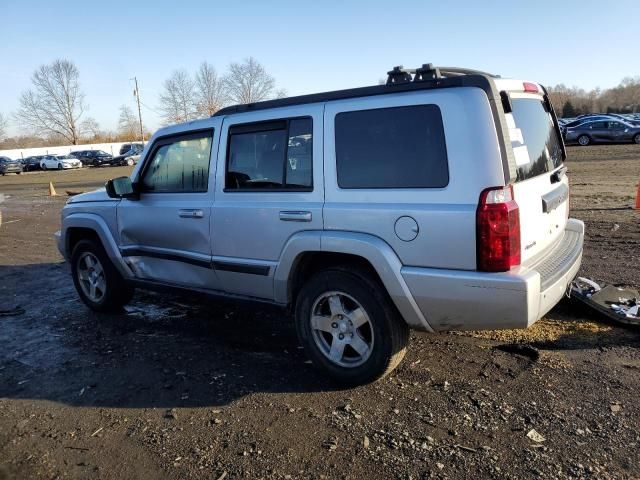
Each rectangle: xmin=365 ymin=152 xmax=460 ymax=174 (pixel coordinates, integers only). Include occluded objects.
xmin=0 ymin=146 xmax=639 ymax=480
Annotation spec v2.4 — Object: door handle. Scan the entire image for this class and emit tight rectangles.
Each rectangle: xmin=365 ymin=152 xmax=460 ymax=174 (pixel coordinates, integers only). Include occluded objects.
xmin=179 ymin=209 xmax=204 ymax=219
xmin=279 ymin=211 xmax=312 ymax=222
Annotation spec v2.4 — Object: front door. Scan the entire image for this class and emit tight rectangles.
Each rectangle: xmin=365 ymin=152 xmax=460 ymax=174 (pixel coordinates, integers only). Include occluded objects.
xmin=212 ymin=105 xmax=324 ymax=300
xmin=117 ymin=126 xmax=221 ymax=290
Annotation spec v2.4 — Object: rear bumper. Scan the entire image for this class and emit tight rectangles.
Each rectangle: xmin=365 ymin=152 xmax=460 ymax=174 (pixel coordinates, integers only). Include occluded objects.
xmin=401 ymin=219 xmax=584 ymax=331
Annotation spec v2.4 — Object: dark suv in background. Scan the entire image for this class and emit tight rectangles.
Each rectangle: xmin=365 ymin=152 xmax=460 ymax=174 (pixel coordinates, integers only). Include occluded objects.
xmin=71 ymin=150 xmax=113 ymax=167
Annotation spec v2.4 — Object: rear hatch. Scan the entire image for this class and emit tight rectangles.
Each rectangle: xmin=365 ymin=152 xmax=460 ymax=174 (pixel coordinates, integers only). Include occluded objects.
xmin=503 ymin=89 xmax=568 ymax=264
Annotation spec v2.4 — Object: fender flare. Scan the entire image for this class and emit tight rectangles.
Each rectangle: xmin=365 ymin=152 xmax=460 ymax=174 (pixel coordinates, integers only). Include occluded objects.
xmin=63 ymin=213 xmax=133 ymax=278
xmin=274 ymin=230 xmax=433 ymax=332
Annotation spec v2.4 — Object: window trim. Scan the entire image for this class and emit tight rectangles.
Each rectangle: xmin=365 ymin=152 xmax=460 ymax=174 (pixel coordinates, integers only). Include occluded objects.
xmin=224 ymin=116 xmax=313 ymax=193
xmin=334 ymin=104 xmax=450 ymax=190
xmin=136 ymin=128 xmax=214 ymax=194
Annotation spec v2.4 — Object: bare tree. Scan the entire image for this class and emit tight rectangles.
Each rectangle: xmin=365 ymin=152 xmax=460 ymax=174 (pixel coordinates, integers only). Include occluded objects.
xmin=194 ymin=62 xmax=227 ymax=116
xmin=81 ymin=117 xmax=101 ymax=140
xmin=223 ymin=57 xmax=276 ymax=104
xmin=118 ymin=105 xmax=139 ymax=139
xmin=158 ymin=69 xmax=196 ymax=124
xmin=15 ymin=59 xmax=85 ymax=144
xmin=0 ymin=113 xmax=8 ymax=140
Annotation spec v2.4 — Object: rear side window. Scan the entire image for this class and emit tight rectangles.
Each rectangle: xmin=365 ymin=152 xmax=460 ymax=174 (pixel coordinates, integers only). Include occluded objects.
xmin=226 ymin=117 xmax=313 ymax=191
xmin=335 ymin=105 xmax=448 ymax=189
xmin=510 ymin=98 xmax=563 ymax=182
xmin=140 ymin=131 xmax=213 ymax=193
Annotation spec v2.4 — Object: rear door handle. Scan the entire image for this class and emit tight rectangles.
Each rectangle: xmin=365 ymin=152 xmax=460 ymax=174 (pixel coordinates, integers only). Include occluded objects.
xmin=279 ymin=211 xmax=312 ymax=222
xmin=179 ymin=209 xmax=204 ymax=219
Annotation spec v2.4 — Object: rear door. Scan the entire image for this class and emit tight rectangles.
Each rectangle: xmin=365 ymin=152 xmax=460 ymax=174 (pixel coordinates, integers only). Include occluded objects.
xmin=607 ymin=121 xmax=627 ymax=142
xmin=589 ymin=121 xmax=608 ymax=142
xmin=506 ymin=92 xmax=568 ymax=264
xmin=211 ymin=105 xmax=323 ymax=300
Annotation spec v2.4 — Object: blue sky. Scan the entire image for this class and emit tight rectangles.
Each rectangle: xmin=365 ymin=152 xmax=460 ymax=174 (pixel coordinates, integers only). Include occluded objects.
xmin=1 ymin=0 xmax=638 ymax=135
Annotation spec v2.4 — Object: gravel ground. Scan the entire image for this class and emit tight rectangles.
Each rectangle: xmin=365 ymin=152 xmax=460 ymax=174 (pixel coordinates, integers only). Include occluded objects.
xmin=0 ymin=145 xmax=639 ymax=480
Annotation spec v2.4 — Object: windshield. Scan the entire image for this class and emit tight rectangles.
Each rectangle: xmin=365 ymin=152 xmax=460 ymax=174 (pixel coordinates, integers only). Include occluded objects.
xmin=57 ymin=155 xmax=74 ymax=160
xmin=509 ymin=98 xmax=563 ymax=182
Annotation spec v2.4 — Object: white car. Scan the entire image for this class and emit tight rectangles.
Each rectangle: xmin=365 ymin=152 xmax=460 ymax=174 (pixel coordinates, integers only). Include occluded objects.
xmin=41 ymin=155 xmax=82 ymax=170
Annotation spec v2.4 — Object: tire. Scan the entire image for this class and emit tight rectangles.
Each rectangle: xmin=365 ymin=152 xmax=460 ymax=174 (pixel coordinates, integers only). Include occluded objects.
xmin=57 ymin=163 xmax=63 ymax=170
xmin=126 ymin=158 xmax=134 ymax=166
xmin=41 ymin=164 xmax=47 ymax=171
xmin=16 ymin=171 xmax=21 ymax=175
xmin=295 ymin=267 xmax=409 ymax=385
xmin=634 ymin=134 xmax=640 ymax=145
xmin=578 ymin=135 xmax=590 ymax=146
xmin=71 ymin=238 xmax=134 ymax=313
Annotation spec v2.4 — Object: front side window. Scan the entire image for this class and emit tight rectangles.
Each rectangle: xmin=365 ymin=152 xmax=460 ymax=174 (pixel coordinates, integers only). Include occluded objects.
xmin=226 ymin=117 xmax=313 ymax=190
xmin=140 ymin=131 xmax=212 ymax=193
xmin=335 ymin=105 xmax=449 ymax=189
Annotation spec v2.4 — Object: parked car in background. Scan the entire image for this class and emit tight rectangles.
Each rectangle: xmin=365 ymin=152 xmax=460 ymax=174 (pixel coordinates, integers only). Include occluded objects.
xmin=40 ymin=155 xmax=82 ymax=170
xmin=71 ymin=150 xmax=113 ymax=167
xmin=22 ymin=155 xmax=45 ymax=171
xmin=109 ymin=144 xmax=145 ymax=166
xmin=0 ymin=157 xmax=23 ymax=175
xmin=119 ymin=143 xmax=144 ymax=155
xmin=565 ymin=120 xmax=640 ymax=146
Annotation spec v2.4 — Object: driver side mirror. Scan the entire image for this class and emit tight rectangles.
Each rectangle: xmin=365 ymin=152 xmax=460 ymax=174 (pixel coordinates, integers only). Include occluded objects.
xmin=105 ymin=176 xmax=138 ymax=199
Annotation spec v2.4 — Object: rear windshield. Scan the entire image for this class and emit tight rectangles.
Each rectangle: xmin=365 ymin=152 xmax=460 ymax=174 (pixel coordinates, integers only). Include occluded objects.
xmin=510 ymin=98 xmax=563 ymax=182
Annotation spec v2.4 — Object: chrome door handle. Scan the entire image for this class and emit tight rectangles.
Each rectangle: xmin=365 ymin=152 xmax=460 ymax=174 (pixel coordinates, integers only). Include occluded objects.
xmin=279 ymin=211 xmax=312 ymax=222
xmin=179 ymin=209 xmax=204 ymax=218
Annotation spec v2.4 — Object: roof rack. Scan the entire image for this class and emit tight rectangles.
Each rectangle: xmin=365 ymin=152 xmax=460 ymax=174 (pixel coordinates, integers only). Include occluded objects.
xmin=213 ymin=63 xmax=500 ymax=117
xmin=385 ymin=64 xmax=499 ymax=85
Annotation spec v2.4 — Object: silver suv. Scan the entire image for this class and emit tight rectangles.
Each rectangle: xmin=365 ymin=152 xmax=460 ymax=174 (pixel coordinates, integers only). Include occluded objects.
xmin=56 ymin=65 xmax=584 ymax=384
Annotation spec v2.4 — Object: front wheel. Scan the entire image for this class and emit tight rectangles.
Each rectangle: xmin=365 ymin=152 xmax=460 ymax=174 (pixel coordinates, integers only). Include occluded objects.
xmin=71 ymin=239 xmax=134 ymax=312
xmin=57 ymin=163 xmax=63 ymax=170
xmin=295 ymin=268 xmax=409 ymax=385
xmin=633 ymin=133 xmax=640 ymax=145
xmin=126 ymin=158 xmax=134 ymax=166
xmin=41 ymin=164 xmax=47 ymax=171
xmin=578 ymin=135 xmax=590 ymax=146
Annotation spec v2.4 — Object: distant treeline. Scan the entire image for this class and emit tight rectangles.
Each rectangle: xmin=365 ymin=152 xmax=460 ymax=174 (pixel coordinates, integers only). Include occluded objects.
xmin=548 ymin=77 xmax=640 ymax=117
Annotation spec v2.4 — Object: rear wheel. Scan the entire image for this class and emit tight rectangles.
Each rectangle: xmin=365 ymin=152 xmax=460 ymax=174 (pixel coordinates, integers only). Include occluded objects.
xmin=71 ymin=239 xmax=134 ymax=312
xmin=295 ymin=268 xmax=409 ymax=385
xmin=578 ymin=135 xmax=590 ymax=146
xmin=633 ymin=133 xmax=640 ymax=145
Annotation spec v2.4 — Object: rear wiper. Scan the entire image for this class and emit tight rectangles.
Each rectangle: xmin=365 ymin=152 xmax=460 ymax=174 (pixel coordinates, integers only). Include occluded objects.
xmin=550 ymin=166 xmax=567 ymax=183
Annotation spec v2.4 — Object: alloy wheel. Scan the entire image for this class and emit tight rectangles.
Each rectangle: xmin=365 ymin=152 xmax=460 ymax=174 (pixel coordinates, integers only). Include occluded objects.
xmin=310 ymin=291 xmax=374 ymax=368
xmin=77 ymin=252 xmax=107 ymax=303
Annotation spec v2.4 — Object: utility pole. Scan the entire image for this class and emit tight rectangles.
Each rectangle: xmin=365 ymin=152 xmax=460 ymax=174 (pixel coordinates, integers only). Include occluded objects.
xmin=132 ymin=77 xmax=145 ymax=142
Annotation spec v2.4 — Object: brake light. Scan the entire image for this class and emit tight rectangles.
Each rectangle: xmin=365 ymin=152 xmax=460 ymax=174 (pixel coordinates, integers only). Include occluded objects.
xmin=476 ymin=185 xmax=521 ymax=272
xmin=523 ymin=82 xmax=539 ymax=93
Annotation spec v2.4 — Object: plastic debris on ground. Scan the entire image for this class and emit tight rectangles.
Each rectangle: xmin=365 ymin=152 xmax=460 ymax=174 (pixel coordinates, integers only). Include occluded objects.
xmin=570 ymin=277 xmax=639 ymax=326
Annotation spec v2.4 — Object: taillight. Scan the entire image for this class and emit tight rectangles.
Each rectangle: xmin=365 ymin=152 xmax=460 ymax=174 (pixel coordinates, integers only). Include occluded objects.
xmin=476 ymin=185 xmax=521 ymax=272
